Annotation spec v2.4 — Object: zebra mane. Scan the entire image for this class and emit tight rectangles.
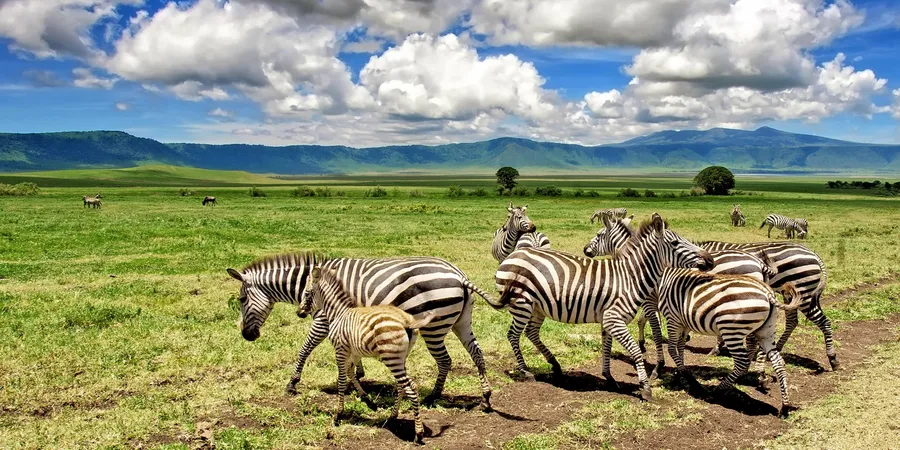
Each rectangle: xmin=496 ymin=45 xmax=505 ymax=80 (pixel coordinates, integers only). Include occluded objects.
xmin=312 ymin=268 xmax=357 ymax=307
xmin=241 ymin=251 xmax=329 ymax=273
xmin=613 ymin=217 xmax=667 ymax=260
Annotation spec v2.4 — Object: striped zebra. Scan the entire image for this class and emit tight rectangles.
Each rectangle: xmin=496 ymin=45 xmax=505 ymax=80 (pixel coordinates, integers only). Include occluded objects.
xmin=760 ymin=213 xmax=807 ymax=239
xmin=731 ymin=204 xmax=746 ymax=227
xmin=495 ymin=213 xmax=714 ymax=400
xmin=698 ymin=240 xmax=835 ymax=369
xmin=226 ymin=252 xmax=508 ymax=408
xmin=583 ymin=217 xmax=778 ymax=353
xmin=589 ymin=207 xmax=627 ymax=224
xmin=82 ymin=196 xmax=101 ymax=209
xmin=650 ymin=269 xmax=801 ymax=417
xmin=299 ymin=267 xmax=433 ymax=443
xmin=491 ymin=203 xmax=550 ymax=262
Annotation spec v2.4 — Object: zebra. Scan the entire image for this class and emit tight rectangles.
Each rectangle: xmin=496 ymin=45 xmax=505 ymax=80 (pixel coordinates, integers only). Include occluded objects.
xmin=225 ymin=251 xmax=508 ymax=408
xmin=583 ymin=217 xmax=779 ymax=353
xmin=299 ymin=267 xmax=433 ymax=443
xmin=698 ymin=240 xmax=835 ymax=369
xmin=731 ymin=204 xmax=746 ymax=227
xmin=650 ymin=269 xmax=801 ymax=417
xmin=82 ymin=196 xmax=101 ymax=209
xmin=760 ymin=214 xmax=807 ymax=239
xmin=589 ymin=207 xmax=627 ymax=224
xmin=202 ymin=196 xmax=217 ymax=206
xmin=495 ymin=213 xmax=714 ymax=401
xmin=491 ymin=202 xmax=550 ymax=262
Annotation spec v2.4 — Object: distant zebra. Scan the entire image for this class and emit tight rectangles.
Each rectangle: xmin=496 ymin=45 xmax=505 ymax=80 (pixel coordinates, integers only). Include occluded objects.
xmin=731 ymin=204 xmax=745 ymax=227
xmin=226 ymin=252 xmax=508 ymax=408
xmin=651 ymin=270 xmax=801 ymax=417
xmin=300 ymin=267 xmax=433 ymax=443
xmin=760 ymin=214 xmax=807 ymax=239
xmin=589 ymin=207 xmax=627 ymax=223
xmin=202 ymin=196 xmax=217 ymax=206
xmin=82 ymin=196 xmax=101 ymax=209
xmin=495 ymin=214 xmax=714 ymax=400
xmin=491 ymin=203 xmax=550 ymax=262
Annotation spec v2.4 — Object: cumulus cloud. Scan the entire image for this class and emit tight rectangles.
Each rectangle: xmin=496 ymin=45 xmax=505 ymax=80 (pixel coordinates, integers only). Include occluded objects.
xmin=23 ymin=70 xmax=67 ymax=88
xmin=342 ymin=38 xmax=385 ymax=54
xmin=209 ymin=108 xmax=235 ymax=119
xmin=73 ymin=68 xmax=118 ymax=89
xmin=114 ymin=101 xmax=131 ymax=111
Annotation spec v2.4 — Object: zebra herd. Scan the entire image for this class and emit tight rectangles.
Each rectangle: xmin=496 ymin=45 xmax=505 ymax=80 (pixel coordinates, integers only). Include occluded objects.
xmin=226 ymin=203 xmax=831 ymax=442
xmin=82 ymin=193 xmax=102 ymax=208
xmin=731 ymin=205 xmax=809 ymax=240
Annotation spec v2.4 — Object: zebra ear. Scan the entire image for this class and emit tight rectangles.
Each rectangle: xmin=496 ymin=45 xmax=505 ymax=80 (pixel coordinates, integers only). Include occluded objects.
xmin=226 ymin=268 xmax=244 ymax=282
xmin=651 ymin=213 xmax=665 ymax=232
xmin=507 ymin=202 xmax=513 ymax=212
xmin=309 ymin=267 xmax=322 ymax=280
xmin=522 ymin=204 xmax=528 ymax=211
xmin=601 ymin=214 xmax=613 ymax=230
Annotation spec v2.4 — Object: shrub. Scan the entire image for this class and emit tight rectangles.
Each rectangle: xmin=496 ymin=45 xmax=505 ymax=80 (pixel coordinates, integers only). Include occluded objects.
xmin=409 ymin=189 xmax=425 ymax=198
xmin=693 ymin=165 xmax=735 ymax=195
xmin=0 ymin=182 xmax=40 ymax=196
xmin=496 ymin=184 xmax=508 ymax=196
xmin=573 ymin=189 xmax=585 ymax=197
xmin=335 ymin=190 xmax=347 ymax=197
xmin=644 ymin=189 xmax=657 ymax=198
xmin=660 ymin=192 xmax=677 ymax=198
xmin=178 ymin=188 xmax=194 ymax=197
xmin=679 ymin=190 xmax=691 ymax=197
xmin=535 ymin=185 xmax=562 ymax=197
xmin=511 ymin=186 xmax=531 ymax=197
xmin=364 ymin=186 xmax=388 ymax=198
xmin=391 ymin=187 xmax=402 ymax=197
xmin=469 ymin=187 xmax=489 ymax=197
xmin=249 ymin=187 xmax=266 ymax=197
xmin=291 ymin=186 xmax=316 ymax=197
xmin=690 ymin=186 xmax=706 ymax=197
xmin=447 ymin=185 xmax=466 ymax=198
xmin=617 ymin=188 xmax=641 ymax=198
xmin=586 ymin=190 xmax=601 ymax=198
xmin=315 ymin=187 xmax=333 ymax=197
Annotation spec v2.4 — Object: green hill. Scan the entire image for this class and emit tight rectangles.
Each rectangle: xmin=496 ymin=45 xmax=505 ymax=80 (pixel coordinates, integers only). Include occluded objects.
xmin=2 ymin=127 xmax=899 ymax=174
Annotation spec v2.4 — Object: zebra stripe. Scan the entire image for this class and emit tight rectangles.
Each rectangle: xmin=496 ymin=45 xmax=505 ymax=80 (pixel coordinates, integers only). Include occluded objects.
xmin=495 ymin=214 xmax=714 ymax=401
xmin=589 ymin=207 xmax=627 ymax=224
xmin=491 ymin=203 xmax=550 ymax=262
xmin=651 ymin=269 xmax=801 ymax=417
xmin=761 ymin=213 xmax=808 ymax=239
xmin=301 ymin=267 xmax=433 ymax=443
xmin=225 ymin=252 xmax=507 ymax=408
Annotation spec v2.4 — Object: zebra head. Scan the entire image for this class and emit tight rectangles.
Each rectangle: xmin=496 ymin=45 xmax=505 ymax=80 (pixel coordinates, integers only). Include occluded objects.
xmin=505 ymin=202 xmax=536 ymax=233
xmin=298 ymin=267 xmax=353 ymax=320
xmin=583 ymin=215 xmax=634 ymax=257
xmin=226 ymin=268 xmax=274 ymax=341
xmin=629 ymin=213 xmax=713 ymax=271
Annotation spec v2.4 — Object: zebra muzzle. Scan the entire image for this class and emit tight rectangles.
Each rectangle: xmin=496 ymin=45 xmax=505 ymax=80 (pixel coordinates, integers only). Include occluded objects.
xmin=242 ymin=327 xmax=261 ymax=341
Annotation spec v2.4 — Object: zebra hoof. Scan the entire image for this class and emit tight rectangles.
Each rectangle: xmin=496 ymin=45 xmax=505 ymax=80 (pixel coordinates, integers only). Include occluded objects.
xmin=423 ymin=394 xmax=440 ymax=406
xmin=551 ymin=364 xmax=564 ymax=378
xmin=507 ymin=369 xmax=535 ymax=382
xmin=829 ymin=355 xmax=840 ymax=371
xmin=638 ymin=341 xmax=647 ymax=354
xmin=414 ymin=432 xmax=425 ymax=445
xmin=640 ymin=384 xmax=652 ymax=402
xmin=481 ymin=392 xmax=493 ymax=412
xmin=285 ymin=381 xmax=299 ymax=396
xmin=603 ymin=373 xmax=619 ymax=390
xmin=778 ymin=404 xmax=794 ymax=418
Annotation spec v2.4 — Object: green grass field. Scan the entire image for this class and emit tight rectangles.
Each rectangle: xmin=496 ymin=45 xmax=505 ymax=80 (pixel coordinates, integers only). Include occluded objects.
xmin=1 ymin=174 xmax=899 ymax=449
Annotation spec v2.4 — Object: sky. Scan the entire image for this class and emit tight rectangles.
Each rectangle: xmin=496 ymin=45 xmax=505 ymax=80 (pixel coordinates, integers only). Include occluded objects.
xmin=1 ymin=0 xmax=899 ymax=147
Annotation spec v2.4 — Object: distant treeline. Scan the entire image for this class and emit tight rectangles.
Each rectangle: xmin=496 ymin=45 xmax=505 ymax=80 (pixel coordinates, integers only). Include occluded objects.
xmin=826 ymin=180 xmax=900 ymax=190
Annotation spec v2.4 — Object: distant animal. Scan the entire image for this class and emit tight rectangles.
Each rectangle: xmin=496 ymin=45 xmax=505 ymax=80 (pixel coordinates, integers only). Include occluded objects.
xmin=202 ymin=196 xmax=217 ymax=206
xmin=761 ymin=214 xmax=807 ymax=239
xmin=491 ymin=202 xmax=550 ymax=262
xmin=730 ymin=204 xmax=746 ymax=227
xmin=590 ymin=207 xmax=627 ymax=223
xmin=299 ymin=267 xmax=433 ymax=444
xmin=82 ymin=195 xmax=101 ymax=209
xmin=94 ymin=193 xmax=102 ymax=199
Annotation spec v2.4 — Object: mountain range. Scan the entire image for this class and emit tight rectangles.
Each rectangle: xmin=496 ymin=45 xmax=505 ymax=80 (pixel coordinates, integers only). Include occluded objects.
xmin=1 ymin=126 xmax=899 ymax=174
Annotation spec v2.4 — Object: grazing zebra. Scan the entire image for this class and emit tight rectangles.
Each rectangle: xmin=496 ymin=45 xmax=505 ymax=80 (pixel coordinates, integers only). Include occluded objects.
xmin=650 ymin=270 xmax=801 ymax=417
xmin=583 ymin=217 xmax=778 ymax=353
xmin=202 ymin=196 xmax=217 ymax=206
xmin=491 ymin=203 xmax=550 ymax=262
xmin=698 ymin=240 xmax=835 ymax=369
xmin=82 ymin=196 xmax=101 ymax=209
xmin=225 ymin=252 xmax=508 ymax=408
xmin=299 ymin=267 xmax=433 ymax=443
xmin=495 ymin=213 xmax=714 ymax=400
xmin=731 ymin=204 xmax=746 ymax=227
xmin=760 ymin=214 xmax=807 ymax=239
xmin=589 ymin=207 xmax=627 ymax=224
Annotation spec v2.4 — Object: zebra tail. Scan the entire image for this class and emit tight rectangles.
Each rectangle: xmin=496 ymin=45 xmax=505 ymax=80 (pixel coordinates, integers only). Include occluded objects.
xmin=464 ymin=279 xmax=510 ymax=310
xmin=406 ymin=311 xmax=437 ymax=331
xmin=759 ymin=219 xmax=767 ymax=229
xmin=811 ymin=256 xmax=828 ymax=301
xmin=772 ymin=283 xmax=802 ymax=311
xmin=760 ymin=253 xmax=778 ymax=279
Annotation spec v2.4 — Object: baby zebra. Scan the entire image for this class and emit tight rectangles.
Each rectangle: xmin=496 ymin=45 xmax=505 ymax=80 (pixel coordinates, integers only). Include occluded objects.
xmin=761 ymin=213 xmax=807 ymax=239
xmin=202 ymin=196 xmax=217 ymax=206
xmin=299 ymin=267 xmax=434 ymax=444
xmin=650 ymin=270 xmax=801 ymax=417
xmin=730 ymin=204 xmax=746 ymax=227
xmin=589 ymin=207 xmax=627 ymax=223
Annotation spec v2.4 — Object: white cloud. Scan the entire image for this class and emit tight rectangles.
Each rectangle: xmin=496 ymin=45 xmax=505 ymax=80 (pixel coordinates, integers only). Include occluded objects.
xmin=115 ymin=101 xmax=131 ymax=111
xmin=209 ymin=108 xmax=234 ymax=118
xmin=342 ymin=38 xmax=385 ymax=54
xmin=584 ymin=89 xmax=624 ymax=118
xmin=72 ymin=68 xmax=118 ymax=89
xmin=23 ymin=70 xmax=67 ymax=87
xmin=168 ymin=81 xmax=231 ymax=102
xmin=893 ymin=89 xmax=900 ymax=120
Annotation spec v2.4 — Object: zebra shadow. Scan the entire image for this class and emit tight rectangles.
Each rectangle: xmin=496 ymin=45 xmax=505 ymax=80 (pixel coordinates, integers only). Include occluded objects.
xmin=781 ymin=353 xmax=827 ymax=374
xmin=656 ymin=369 xmax=780 ymax=417
xmin=338 ymin=414 xmax=452 ymax=443
xmin=535 ymin=369 xmax=641 ymax=398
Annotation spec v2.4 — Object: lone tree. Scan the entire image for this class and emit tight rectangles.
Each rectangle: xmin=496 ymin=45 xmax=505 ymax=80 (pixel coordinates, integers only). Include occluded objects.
xmin=496 ymin=166 xmax=520 ymax=195
xmin=694 ymin=166 xmax=735 ymax=195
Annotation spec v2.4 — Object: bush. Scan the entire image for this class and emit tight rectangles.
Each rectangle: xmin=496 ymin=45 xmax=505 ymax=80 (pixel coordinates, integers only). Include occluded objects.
xmin=644 ymin=189 xmax=657 ymax=198
xmin=391 ymin=187 xmax=402 ymax=197
xmin=660 ymin=192 xmax=676 ymax=198
xmin=447 ymin=185 xmax=466 ymax=198
xmin=0 ymin=182 xmax=40 ymax=196
xmin=249 ymin=187 xmax=266 ymax=197
xmin=409 ymin=189 xmax=425 ymax=198
xmin=535 ymin=185 xmax=562 ymax=197
xmin=335 ymin=190 xmax=347 ymax=197
xmin=469 ymin=187 xmax=488 ymax=197
xmin=511 ymin=186 xmax=531 ymax=196
xmin=586 ymin=190 xmax=601 ymax=198
xmin=690 ymin=186 xmax=705 ymax=197
xmin=315 ymin=187 xmax=333 ymax=197
xmin=573 ymin=189 xmax=585 ymax=197
xmin=617 ymin=188 xmax=641 ymax=198
xmin=178 ymin=188 xmax=194 ymax=197
xmin=364 ymin=186 xmax=388 ymax=198
xmin=291 ymin=186 xmax=316 ymax=197
xmin=693 ymin=165 xmax=735 ymax=195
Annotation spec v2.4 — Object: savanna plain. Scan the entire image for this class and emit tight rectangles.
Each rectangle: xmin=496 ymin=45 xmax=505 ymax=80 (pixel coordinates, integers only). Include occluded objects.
xmin=1 ymin=171 xmax=899 ymax=450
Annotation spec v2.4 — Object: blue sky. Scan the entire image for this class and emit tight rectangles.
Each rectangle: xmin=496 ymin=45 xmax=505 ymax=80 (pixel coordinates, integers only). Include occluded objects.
xmin=1 ymin=0 xmax=899 ymax=147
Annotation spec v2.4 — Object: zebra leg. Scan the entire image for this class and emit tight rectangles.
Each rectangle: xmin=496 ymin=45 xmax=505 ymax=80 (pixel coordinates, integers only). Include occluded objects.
xmin=286 ymin=314 xmax=330 ymax=395
xmin=334 ymin=349 xmax=350 ymax=424
xmin=348 ymin=359 xmax=377 ymax=411
xmin=421 ymin=329 xmax=452 ymax=406
xmin=524 ymin=313 xmax=562 ymax=377
xmin=601 ymin=327 xmax=615 ymax=385
xmin=642 ymin=300 xmax=666 ymax=380
xmin=775 ymin=307 xmax=799 ymax=353
xmin=451 ymin=304 xmax=493 ymax=410
xmin=603 ymin=309 xmax=652 ymax=401
xmin=718 ymin=334 xmax=751 ymax=392
xmin=758 ymin=336 xmax=792 ymax=417
xmin=636 ymin=310 xmax=648 ymax=353
xmin=767 ymin=224 xmax=773 ymax=238
xmin=507 ymin=300 xmax=536 ymax=380
xmin=803 ymin=293 xmax=839 ymax=370
xmin=745 ymin=334 xmax=767 ymax=389
xmin=387 ymin=354 xmax=423 ymax=444
xmin=666 ymin=321 xmax=695 ymax=389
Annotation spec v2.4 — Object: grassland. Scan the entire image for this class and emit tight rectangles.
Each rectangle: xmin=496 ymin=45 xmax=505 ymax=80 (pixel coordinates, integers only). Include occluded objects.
xmin=0 ymin=174 xmax=899 ymax=449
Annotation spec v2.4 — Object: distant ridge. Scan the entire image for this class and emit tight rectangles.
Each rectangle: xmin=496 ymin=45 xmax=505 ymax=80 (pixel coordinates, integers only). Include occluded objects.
xmin=1 ymin=127 xmax=899 ymax=174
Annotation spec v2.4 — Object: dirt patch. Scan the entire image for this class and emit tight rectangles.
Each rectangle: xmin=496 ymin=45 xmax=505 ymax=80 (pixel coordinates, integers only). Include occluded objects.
xmin=819 ymin=273 xmax=900 ymax=307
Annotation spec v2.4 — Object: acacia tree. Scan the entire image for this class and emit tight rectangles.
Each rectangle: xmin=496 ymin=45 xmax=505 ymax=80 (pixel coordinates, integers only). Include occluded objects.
xmin=496 ymin=166 xmax=520 ymax=195
xmin=694 ymin=166 xmax=735 ymax=195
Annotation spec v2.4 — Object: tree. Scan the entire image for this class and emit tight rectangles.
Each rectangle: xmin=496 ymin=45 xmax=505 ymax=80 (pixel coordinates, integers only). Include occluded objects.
xmin=496 ymin=166 xmax=520 ymax=195
xmin=693 ymin=166 xmax=735 ymax=195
